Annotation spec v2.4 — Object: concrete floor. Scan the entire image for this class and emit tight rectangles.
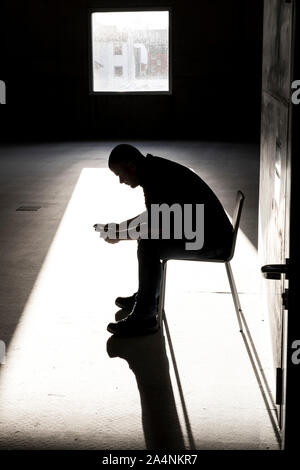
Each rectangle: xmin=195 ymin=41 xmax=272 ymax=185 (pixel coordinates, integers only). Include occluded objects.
xmin=0 ymin=141 xmax=280 ymax=450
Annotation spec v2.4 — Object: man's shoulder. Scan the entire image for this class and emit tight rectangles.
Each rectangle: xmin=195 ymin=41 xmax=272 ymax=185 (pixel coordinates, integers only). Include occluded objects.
xmin=145 ymin=153 xmax=166 ymax=165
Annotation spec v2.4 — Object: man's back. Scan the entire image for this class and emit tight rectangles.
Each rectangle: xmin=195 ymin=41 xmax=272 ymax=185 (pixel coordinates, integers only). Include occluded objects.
xmin=139 ymin=154 xmax=233 ymax=249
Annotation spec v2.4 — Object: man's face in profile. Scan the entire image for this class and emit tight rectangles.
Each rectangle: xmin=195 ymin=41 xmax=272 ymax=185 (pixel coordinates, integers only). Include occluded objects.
xmin=111 ymin=162 xmax=140 ymax=188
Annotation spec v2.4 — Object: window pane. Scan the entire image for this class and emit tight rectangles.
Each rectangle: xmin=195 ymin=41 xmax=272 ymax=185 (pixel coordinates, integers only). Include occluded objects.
xmin=114 ymin=66 xmax=123 ymax=77
xmin=114 ymin=44 xmax=123 ymax=55
xmin=91 ymin=11 xmax=169 ymax=92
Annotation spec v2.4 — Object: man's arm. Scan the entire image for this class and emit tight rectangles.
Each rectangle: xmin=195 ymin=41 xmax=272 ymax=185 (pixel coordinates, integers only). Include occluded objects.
xmin=118 ymin=210 xmax=162 ymax=240
xmin=93 ymin=213 xmax=143 ymax=233
xmin=117 ymin=211 xmax=147 ymax=240
xmin=119 ymin=212 xmax=145 ymax=229
xmin=104 ymin=211 xmax=160 ymax=241
xmin=94 ymin=210 xmax=162 ymax=242
xmin=94 ymin=212 xmax=148 ymax=243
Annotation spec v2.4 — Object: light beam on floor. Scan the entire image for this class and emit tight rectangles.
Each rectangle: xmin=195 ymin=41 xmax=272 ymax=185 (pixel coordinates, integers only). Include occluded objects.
xmin=0 ymin=168 xmax=278 ymax=450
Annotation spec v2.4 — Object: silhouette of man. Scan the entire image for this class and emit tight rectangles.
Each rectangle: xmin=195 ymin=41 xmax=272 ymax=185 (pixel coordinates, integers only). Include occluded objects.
xmin=95 ymin=144 xmax=233 ymax=336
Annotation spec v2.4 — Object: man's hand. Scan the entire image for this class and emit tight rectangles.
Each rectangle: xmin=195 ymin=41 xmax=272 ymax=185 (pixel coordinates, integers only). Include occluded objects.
xmin=104 ymin=237 xmax=121 ymax=244
xmin=93 ymin=223 xmax=119 ymax=232
xmin=93 ymin=223 xmax=108 ymax=232
xmin=93 ymin=222 xmax=122 ymax=243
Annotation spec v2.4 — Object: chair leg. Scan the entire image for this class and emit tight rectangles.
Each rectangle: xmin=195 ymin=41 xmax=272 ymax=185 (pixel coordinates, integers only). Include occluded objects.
xmin=225 ymin=261 xmax=243 ymax=333
xmin=158 ymin=260 xmax=168 ymax=328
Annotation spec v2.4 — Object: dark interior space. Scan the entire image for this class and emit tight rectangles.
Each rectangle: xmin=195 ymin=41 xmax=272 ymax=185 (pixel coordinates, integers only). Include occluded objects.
xmin=0 ymin=0 xmax=263 ymax=142
xmin=1 ymin=0 xmax=299 ymax=455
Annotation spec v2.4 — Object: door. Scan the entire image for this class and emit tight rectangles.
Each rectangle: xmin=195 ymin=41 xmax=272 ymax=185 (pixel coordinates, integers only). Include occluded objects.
xmin=258 ymin=0 xmax=293 ymax=432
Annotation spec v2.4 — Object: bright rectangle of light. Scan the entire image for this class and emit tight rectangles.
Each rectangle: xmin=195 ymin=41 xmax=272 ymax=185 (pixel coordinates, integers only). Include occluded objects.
xmin=0 ymin=167 xmax=270 ymax=449
xmin=0 ymin=169 xmax=148 ymax=448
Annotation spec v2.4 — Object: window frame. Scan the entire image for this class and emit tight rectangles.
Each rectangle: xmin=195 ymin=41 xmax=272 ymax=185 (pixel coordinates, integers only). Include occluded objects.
xmin=88 ymin=7 xmax=172 ymax=95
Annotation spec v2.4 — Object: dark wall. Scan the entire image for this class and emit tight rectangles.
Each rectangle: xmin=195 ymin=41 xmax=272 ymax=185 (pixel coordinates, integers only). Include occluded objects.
xmin=0 ymin=0 xmax=263 ymax=142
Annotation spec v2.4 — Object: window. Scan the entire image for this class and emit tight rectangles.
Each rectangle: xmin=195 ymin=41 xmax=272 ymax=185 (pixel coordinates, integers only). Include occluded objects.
xmin=114 ymin=44 xmax=122 ymax=55
xmin=114 ymin=66 xmax=123 ymax=77
xmin=91 ymin=10 xmax=170 ymax=93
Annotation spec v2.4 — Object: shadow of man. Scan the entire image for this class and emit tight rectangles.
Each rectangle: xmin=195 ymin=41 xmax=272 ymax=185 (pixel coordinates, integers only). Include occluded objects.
xmin=107 ymin=326 xmax=186 ymax=450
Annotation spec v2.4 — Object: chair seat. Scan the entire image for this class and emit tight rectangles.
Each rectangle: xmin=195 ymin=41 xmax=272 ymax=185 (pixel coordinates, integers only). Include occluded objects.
xmin=158 ymin=191 xmax=245 ymax=333
xmin=161 ymin=246 xmax=231 ymax=264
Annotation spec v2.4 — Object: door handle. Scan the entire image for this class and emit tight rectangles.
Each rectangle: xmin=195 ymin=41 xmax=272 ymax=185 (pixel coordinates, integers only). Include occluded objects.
xmin=261 ymin=264 xmax=290 ymax=280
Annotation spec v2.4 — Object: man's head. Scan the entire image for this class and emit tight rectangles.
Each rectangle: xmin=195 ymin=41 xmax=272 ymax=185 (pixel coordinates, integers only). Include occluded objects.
xmin=108 ymin=144 xmax=145 ymax=188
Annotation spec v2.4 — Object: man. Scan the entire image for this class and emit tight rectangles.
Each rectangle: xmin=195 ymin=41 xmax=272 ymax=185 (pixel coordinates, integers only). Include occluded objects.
xmin=94 ymin=144 xmax=233 ymax=336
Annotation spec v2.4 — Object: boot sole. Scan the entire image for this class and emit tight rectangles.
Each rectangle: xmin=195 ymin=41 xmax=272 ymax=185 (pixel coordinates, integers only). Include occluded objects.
xmin=115 ymin=300 xmax=134 ymax=312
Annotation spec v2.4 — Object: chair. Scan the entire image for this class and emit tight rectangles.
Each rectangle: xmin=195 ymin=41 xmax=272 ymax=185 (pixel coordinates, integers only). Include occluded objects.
xmin=157 ymin=190 xmax=245 ymax=333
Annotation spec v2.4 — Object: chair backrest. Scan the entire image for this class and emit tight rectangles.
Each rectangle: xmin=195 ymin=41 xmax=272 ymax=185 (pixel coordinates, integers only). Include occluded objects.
xmin=227 ymin=190 xmax=245 ymax=261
